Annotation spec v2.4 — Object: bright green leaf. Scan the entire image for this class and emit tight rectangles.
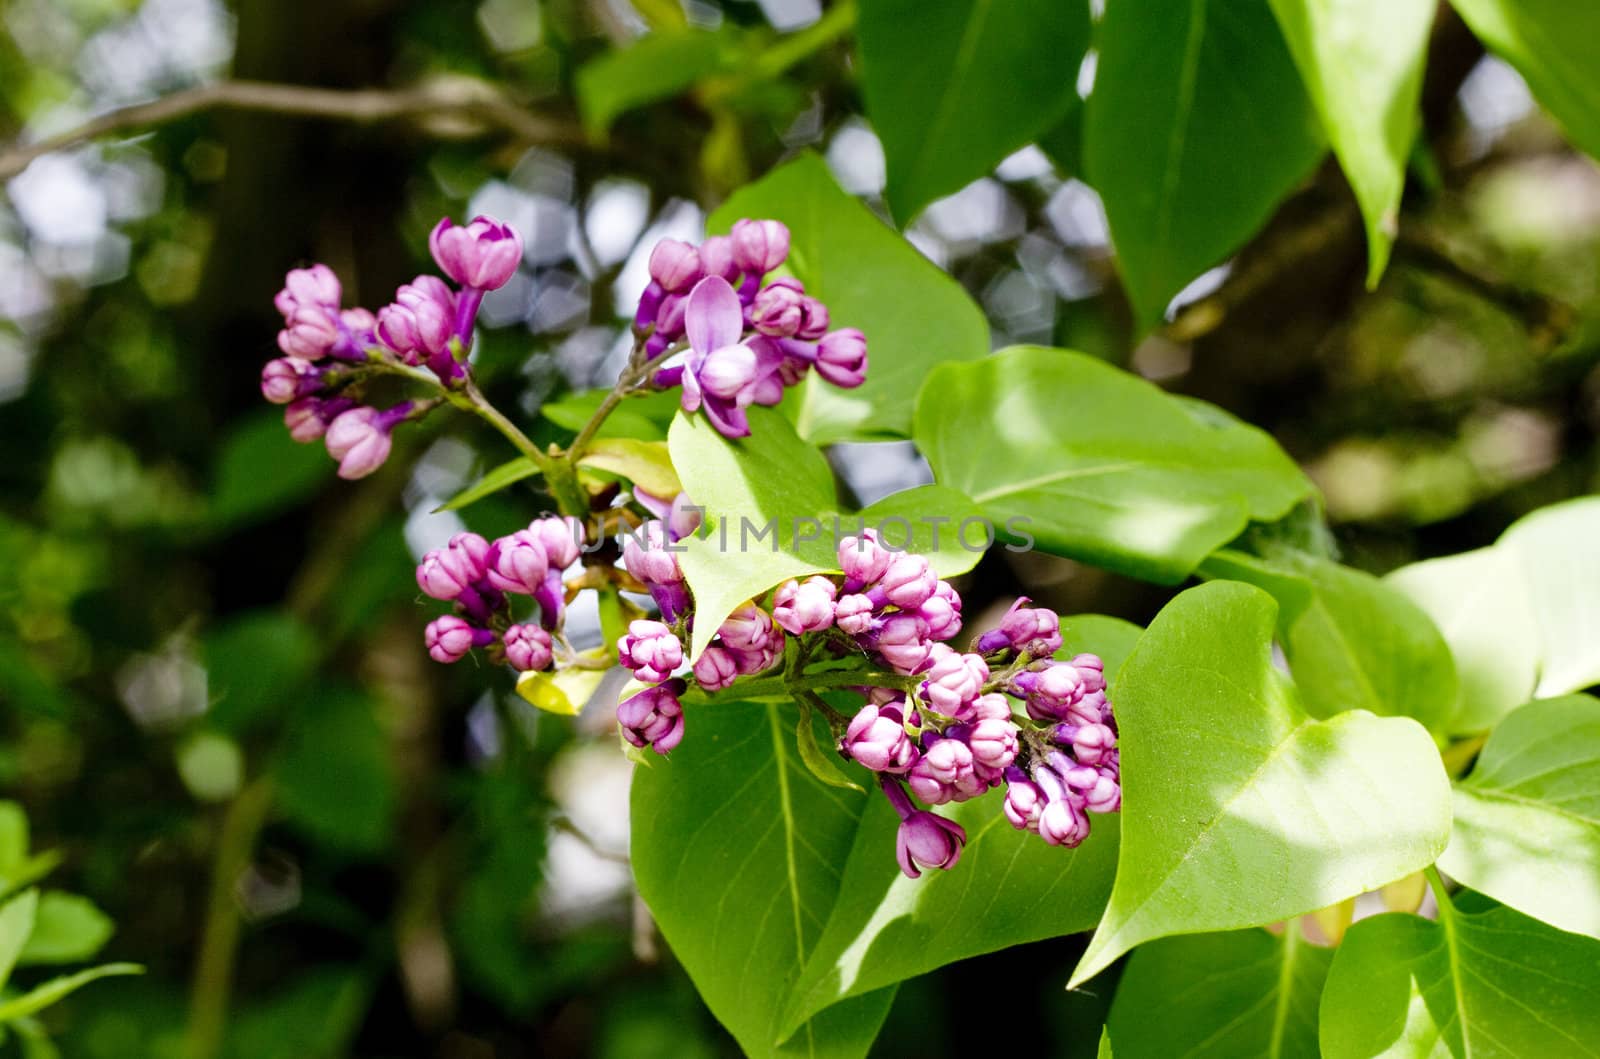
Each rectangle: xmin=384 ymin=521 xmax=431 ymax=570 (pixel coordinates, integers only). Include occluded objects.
xmin=1107 ymin=925 xmax=1331 ymax=1058
xmin=1267 ymin=0 xmax=1434 ymax=283
xmin=0 ymin=962 xmax=144 ymax=1023
xmin=0 ymin=889 xmax=39 ymax=988
xmin=1070 ymin=581 xmax=1452 ymax=986
xmin=629 ymin=698 xmax=896 ymax=1058
xmin=858 ymin=0 xmax=1091 ymax=221
xmin=433 ymin=457 xmax=540 ymax=513
xmin=1085 ymin=0 xmax=1325 ymax=329
xmin=1440 ymin=695 xmax=1600 ymax=940
xmin=1448 ymin=0 xmax=1600 ymax=162
xmin=1500 ymin=497 xmax=1600 ymax=698
xmin=576 ymin=29 xmax=738 ymax=139
xmin=1200 ymin=548 xmax=1457 ymax=730
xmin=577 ymin=438 xmax=681 ymax=498
xmin=706 ymin=153 xmax=989 ymax=443
xmin=515 ymin=655 xmax=610 ymax=716
xmin=914 ymin=347 xmax=1311 ymax=583
xmin=668 ymin=408 xmax=981 ymax=658
xmin=17 ymin=893 xmax=112 ymax=965
xmin=541 ymin=388 xmax=681 ymax=441
xmin=1320 ymin=898 xmax=1600 ymax=1058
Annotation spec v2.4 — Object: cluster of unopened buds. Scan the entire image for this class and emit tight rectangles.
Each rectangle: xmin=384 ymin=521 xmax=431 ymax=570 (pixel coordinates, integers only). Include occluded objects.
xmin=634 ymin=219 xmax=868 ymax=438
xmin=262 ymin=216 xmax=522 ymax=477
xmin=611 ymin=527 xmax=1121 ymax=879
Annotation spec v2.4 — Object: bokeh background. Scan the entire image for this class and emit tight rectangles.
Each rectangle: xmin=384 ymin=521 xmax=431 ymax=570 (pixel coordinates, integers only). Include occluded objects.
xmin=1 ymin=0 xmax=1597 ymax=1055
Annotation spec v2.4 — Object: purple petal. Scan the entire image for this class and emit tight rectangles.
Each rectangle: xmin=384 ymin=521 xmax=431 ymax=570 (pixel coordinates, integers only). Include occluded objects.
xmin=685 ymin=275 xmax=744 ymax=355
xmin=701 ymin=395 xmax=750 ymax=438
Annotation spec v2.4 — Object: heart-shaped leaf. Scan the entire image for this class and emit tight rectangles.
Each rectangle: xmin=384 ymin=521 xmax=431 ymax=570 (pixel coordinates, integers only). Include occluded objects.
xmin=668 ymin=408 xmax=982 ymax=658
xmin=1320 ymin=896 xmax=1600 ymax=1058
xmin=1439 ymin=694 xmax=1600 ymax=939
xmin=1200 ymin=548 xmax=1457 ymax=731
xmin=706 ymin=154 xmax=989 ymax=443
xmin=1106 ymin=926 xmax=1331 ymax=1058
xmin=915 ymin=347 xmax=1312 ymax=583
xmin=1070 ymin=581 xmax=1452 ymax=986
xmin=858 ymin=0 xmax=1090 ymax=222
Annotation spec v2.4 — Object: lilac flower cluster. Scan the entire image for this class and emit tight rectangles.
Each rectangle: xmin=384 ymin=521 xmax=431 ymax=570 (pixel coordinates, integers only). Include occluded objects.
xmin=263 ymin=216 xmax=522 ymax=478
xmin=414 ymin=517 xmax=583 ymax=673
xmin=607 ymin=525 xmax=1121 ymax=879
xmin=633 ymin=220 xmax=868 ymax=438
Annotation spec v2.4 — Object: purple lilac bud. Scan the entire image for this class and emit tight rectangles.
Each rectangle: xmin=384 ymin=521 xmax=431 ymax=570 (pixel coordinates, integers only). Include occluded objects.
xmin=260 ymin=357 xmax=324 ymax=404
xmin=1032 ymin=764 xmax=1090 ymax=847
xmin=730 ymin=219 xmax=790 ymax=276
xmin=834 ymin=594 xmax=876 ymax=637
xmin=814 ymin=328 xmax=868 ymax=389
xmin=277 ymin=304 xmax=340 ymax=360
xmin=1072 ymin=653 xmax=1107 ymax=693
xmin=623 ymin=521 xmax=684 ymax=586
xmin=377 ymin=275 xmax=455 ymax=362
xmin=648 ymin=239 xmax=703 ymax=293
xmin=970 ymin=693 xmax=1012 ymax=721
xmin=718 ymin=602 xmax=775 ymax=653
xmin=1013 ymin=661 xmax=1088 ymax=723
xmin=837 ymin=531 xmax=892 ymax=591
xmin=425 ymin=615 xmax=492 ymax=664
xmin=284 ymin=396 xmax=352 ymax=443
xmin=907 ymin=735 xmax=979 ymax=805
xmin=485 ymin=530 xmax=549 ymax=596
xmin=868 ymin=553 xmax=937 ymax=610
xmin=503 ymin=623 xmax=554 ymax=672
xmin=750 ymin=280 xmax=807 ymax=338
xmin=966 ymin=717 xmax=1019 ymax=773
xmin=873 ymin=612 xmax=934 ymax=674
xmin=324 ymin=403 xmax=407 ymax=480
xmin=275 ymin=264 xmax=341 ymax=315
xmin=617 ymin=681 xmax=686 ymax=755
xmin=727 ymin=631 xmax=783 ymax=676
xmin=1003 ymin=767 xmax=1046 ymax=832
xmin=416 ymin=531 xmax=491 ymax=600
xmin=772 ymin=576 xmax=838 ymax=635
xmin=795 ymin=297 xmax=830 ymax=341
xmin=528 ymin=515 xmax=585 ymax=571
xmin=618 ymin=619 xmax=684 ymax=684
xmin=918 ymin=581 xmax=963 ymax=641
xmin=919 ymin=646 xmax=990 ymax=719
xmin=692 ymin=646 xmax=740 ymax=692
xmin=977 ymin=597 xmax=1063 ymax=656
xmin=843 ymin=703 xmax=916 ymax=773
xmin=699 ymin=235 xmax=738 ymax=281
xmin=655 ymin=293 xmax=688 ymax=340
xmin=879 ymin=776 xmax=966 ymax=879
xmin=430 ymin=215 xmax=522 ymax=291
xmin=1054 ymin=722 xmax=1117 ymax=767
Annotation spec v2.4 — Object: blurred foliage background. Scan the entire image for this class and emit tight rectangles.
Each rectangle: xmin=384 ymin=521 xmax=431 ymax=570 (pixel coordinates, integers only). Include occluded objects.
xmin=0 ymin=0 xmax=1597 ymax=1055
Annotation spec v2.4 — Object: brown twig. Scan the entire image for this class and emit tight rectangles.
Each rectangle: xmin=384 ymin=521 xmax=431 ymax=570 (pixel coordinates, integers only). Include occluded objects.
xmin=0 ymin=78 xmax=583 ymax=180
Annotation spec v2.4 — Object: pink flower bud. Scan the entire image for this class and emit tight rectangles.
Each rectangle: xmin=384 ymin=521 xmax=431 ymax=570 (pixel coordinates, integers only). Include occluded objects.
xmin=907 ymin=736 xmax=976 ymax=805
xmin=528 ymin=515 xmax=584 ymax=571
xmin=843 ymin=703 xmax=916 ymax=773
xmin=919 ymin=646 xmax=990 ymax=718
xmin=416 ymin=531 xmax=490 ymax=600
xmin=895 ymin=808 xmax=966 ymax=878
xmin=1003 ymin=769 xmax=1045 ymax=832
xmin=277 ymin=304 xmax=340 ymax=360
xmin=966 ymin=717 xmax=1019 ymax=771
xmin=1071 ymin=653 xmax=1106 ymax=693
xmin=617 ymin=682 xmax=685 ymax=754
xmin=284 ymin=396 xmax=350 ymax=443
xmin=751 ymin=281 xmax=806 ymax=338
xmin=718 ymin=602 xmax=774 ymax=653
xmin=874 ymin=612 xmax=933 ymax=674
xmin=276 ymin=264 xmax=341 ymax=315
xmin=834 ymin=593 xmax=876 ymax=637
xmin=838 ymin=530 xmax=892 ymax=590
xmin=485 ymin=530 xmax=550 ymax=596
xmin=796 ymin=298 xmax=830 ymax=341
xmin=430 ymin=215 xmax=523 ymax=291
xmin=692 ymin=646 xmax=740 ymax=691
xmin=815 ymin=328 xmax=867 ymax=389
xmin=648 ymin=239 xmax=703 ymax=293
xmin=623 ymin=521 xmax=684 ymax=586
xmin=697 ymin=343 xmax=760 ymax=400
xmin=324 ymin=405 xmax=399 ymax=480
xmin=873 ymin=553 xmax=936 ymax=610
xmin=918 ymin=581 xmax=963 ymax=641
xmin=727 ymin=633 xmax=783 ymax=676
xmin=503 ymin=623 xmax=553 ymax=672
xmin=1039 ymin=797 xmax=1090 ymax=847
xmin=1002 ymin=599 xmax=1062 ymax=657
xmin=772 ymin=576 xmax=838 ymax=635
xmin=377 ymin=275 xmax=455 ymax=360
xmin=425 ymin=615 xmax=490 ymax=664
xmin=730 ymin=218 xmax=790 ymax=276
xmin=618 ymin=619 xmax=684 ymax=684
xmin=698 ymin=235 xmax=738 ymax=281
xmin=260 ymin=357 xmax=322 ymax=404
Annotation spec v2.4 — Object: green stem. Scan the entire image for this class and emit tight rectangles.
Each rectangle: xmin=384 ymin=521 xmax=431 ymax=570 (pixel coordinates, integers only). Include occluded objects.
xmin=1424 ymin=865 xmax=1455 ymax=917
xmin=184 ymin=778 xmax=274 ymax=1059
xmin=691 ymin=666 xmax=917 ymax=704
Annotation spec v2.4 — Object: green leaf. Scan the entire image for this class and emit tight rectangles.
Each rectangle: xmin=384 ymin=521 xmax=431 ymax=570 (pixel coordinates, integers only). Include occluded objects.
xmin=0 ymin=805 xmax=27 ymax=881
xmin=576 ymin=438 xmax=681 ymax=498
xmin=0 ymin=963 xmax=143 ymax=1023
xmin=0 ymin=890 xmax=39 ymax=989
xmin=1098 ymin=1027 xmax=1114 ymax=1059
xmin=858 ymin=0 xmax=1091 ymax=221
xmin=668 ymin=408 xmax=981 ymax=659
xmin=792 ymin=698 xmax=864 ymax=794
xmin=914 ymin=347 xmax=1311 ymax=583
xmin=273 ymin=688 xmax=396 ymax=855
xmin=1386 ymin=496 xmax=1600 ymax=732
xmin=1107 ymin=926 xmax=1331 ymax=1058
xmin=208 ymin=410 xmax=331 ymax=533
xmin=1267 ymin=0 xmax=1434 ymax=284
xmin=1448 ymin=0 xmax=1600 ymax=162
xmin=1070 ymin=581 xmax=1452 ymax=986
xmin=1085 ymin=0 xmax=1325 ymax=329
xmin=706 ymin=153 xmax=989 ymax=443
xmin=1036 ymin=103 xmax=1084 ymax=180
xmin=1199 ymin=549 xmax=1457 ymax=730
xmin=1439 ymin=695 xmax=1600 ymax=939
xmin=1385 ymin=545 xmax=1539 ymax=734
xmin=629 ymin=699 xmax=896 ymax=1058
xmin=433 ymin=457 xmax=540 ymax=513
xmin=774 ymin=617 xmax=1139 ymax=1038
xmin=575 ymin=28 xmax=738 ymax=139
xmin=17 ymin=893 xmax=112 ymax=965
xmin=1320 ymin=898 xmax=1600 ymax=1058
xmin=203 ymin=611 xmax=318 ymax=735
xmin=541 ymin=388 xmax=681 ymax=441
